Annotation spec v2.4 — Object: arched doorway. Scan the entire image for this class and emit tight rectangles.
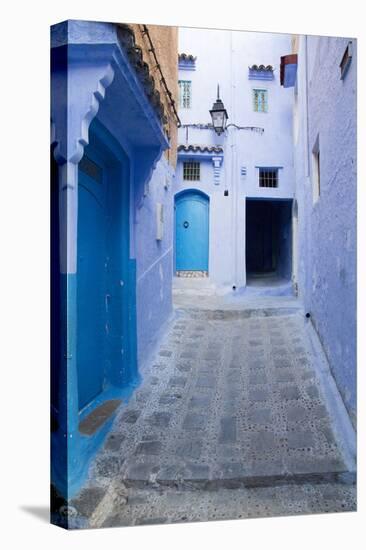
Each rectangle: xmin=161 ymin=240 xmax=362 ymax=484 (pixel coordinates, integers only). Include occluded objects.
xmin=175 ymin=190 xmax=209 ymax=273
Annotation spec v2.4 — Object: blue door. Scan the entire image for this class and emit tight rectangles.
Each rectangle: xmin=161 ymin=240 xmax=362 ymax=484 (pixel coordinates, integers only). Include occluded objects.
xmin=175 ymin=191 xmax=209 ymax=271
xmin=77 ymin=152 xmax=107 ymax=410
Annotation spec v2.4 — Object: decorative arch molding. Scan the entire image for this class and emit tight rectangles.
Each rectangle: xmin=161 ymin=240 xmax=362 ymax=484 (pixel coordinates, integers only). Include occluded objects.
xmin=51 ymin=20 xmax=169 ymax=169
xmin=51 ymin=44 xmax=116 ymax=275
xmin=50 ymin=20 xmax=170 ymax=274
xmin=51 ymin=45 xmax=116 ymax=167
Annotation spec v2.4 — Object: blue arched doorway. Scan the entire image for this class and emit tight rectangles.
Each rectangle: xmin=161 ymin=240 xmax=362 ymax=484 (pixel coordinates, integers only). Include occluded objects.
xmin=175 ymin=190 xmax=209 ymax=273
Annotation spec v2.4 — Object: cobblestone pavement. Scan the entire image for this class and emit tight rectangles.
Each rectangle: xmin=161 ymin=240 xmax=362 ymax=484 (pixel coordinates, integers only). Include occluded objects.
xmin=69 ymin=299 xmax=356 ymax=528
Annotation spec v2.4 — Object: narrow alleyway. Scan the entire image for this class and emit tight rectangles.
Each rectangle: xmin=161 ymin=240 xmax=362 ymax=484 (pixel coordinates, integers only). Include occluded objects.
xmin=49 ymin=22 xmax=356 ymax=531
xmin=69 ymin=282 xmax=356 ymax=528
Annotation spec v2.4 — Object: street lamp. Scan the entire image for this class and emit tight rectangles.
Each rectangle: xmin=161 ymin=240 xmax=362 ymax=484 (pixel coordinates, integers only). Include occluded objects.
xmin=209 ymin=85 xmax=228 ymax=135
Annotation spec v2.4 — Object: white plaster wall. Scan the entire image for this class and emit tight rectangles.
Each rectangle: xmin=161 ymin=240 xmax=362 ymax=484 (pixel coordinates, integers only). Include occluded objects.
xmin=176 ymin=28 xmax=294 ymax=287
xmin=174 ymin=159 xmax=233 ymax=285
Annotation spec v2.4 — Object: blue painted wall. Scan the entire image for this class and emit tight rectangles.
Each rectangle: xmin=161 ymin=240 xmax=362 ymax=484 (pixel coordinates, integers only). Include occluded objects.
xmin=134 ymin=156 xmax=175 ymax=368
xmin=294 ymin=36 xmax=357 ymax=426
xmin=51 ymin=20 xmax=173 ymax=504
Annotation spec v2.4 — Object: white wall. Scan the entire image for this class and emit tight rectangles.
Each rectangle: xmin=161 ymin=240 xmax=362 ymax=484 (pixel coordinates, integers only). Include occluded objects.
xmin=176 ymin=27 xmax=294 ymax=287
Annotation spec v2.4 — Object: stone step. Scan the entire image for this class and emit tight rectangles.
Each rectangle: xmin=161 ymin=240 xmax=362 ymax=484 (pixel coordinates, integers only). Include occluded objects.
xmin=181 ymin=307 xmax=301 ymax=319
xmin=121 ymin=462 xmax=356 ymax=490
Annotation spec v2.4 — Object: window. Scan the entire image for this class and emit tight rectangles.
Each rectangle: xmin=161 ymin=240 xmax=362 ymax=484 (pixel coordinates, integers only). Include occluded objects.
xmin=178 ymin=80 xmax=192 ymax=109
xmin=183 ymin=161 xmax=200 ymax=181
xmin=259 ymin=168 xmax=278 ymax=188
xmin=253 ymin=89 xmax=268 ymax=112
xmin=312 ymin=136 xmax=320 ymax=203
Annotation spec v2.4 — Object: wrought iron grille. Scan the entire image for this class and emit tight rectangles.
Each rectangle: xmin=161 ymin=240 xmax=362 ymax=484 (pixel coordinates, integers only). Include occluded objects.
xmin=179 ymin=80 xmax=192 ymax=109
xmin=259 ymin=168 xmax=278 ymax=188
xmin=183 ymin=161 xmax=200 ymax=181
xmin=253 ymin=89 xmax=268 ymax=112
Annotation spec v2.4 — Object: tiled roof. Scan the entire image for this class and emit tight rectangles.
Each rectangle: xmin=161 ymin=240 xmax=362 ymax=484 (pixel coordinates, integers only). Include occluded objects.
xmin=178 ymin=144 xmax=223 ymax=154
xmin=178 ymin=53 xmax=197 ymax=62
xmin=117 ymin=24 xmax=167 ymax=123
xmin=249 ymin=64 xmax=274 ymax=71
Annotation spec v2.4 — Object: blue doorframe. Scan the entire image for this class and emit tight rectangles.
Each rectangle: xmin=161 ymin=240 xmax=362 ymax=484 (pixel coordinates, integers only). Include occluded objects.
xmin=175 ymin=190 xmax=209 ymax=272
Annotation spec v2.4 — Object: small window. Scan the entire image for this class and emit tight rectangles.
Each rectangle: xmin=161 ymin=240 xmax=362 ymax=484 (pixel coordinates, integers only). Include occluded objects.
xmin=183 ymin=161 xmax=200 ymax=181
xmin=253 ymin=89 xmax=268 ymax=112
xmin=312 ymin=137 xmax=320 ymax=203
xmin=259 ymin=168 xmax=278 ymax=188
xmin=178 ymin=80 xmax=192 ymax=109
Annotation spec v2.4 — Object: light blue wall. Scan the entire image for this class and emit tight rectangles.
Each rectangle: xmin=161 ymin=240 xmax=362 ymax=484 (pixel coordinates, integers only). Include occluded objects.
xmin=134 ymin=156 xmax=175 ymax=367
xmin=176 ymin=28 xmax=295 ymax=287
xmin=294 ymin=36 xmax=357 ymax=425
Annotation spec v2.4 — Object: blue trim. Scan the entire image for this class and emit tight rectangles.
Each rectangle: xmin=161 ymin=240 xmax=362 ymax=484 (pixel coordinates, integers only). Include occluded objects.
xmin=283 ymin=64 xmax=298 ymax=88
xmin=179 ymin=60 xmax=196 ymax=71
xmin=248 ymin=69 xmax=274 ymax=81
xmin=178 ymin=151 xmax=224 ymax=162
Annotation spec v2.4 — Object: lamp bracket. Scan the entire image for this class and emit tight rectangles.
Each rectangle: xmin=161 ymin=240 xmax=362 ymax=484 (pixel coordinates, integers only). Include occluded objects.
xmin=181 ymin=123 xmax=264 ymax=133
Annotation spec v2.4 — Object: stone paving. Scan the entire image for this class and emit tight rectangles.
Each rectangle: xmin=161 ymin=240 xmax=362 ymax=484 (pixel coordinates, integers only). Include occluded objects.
xmin=98 ymin=482 xmax=356 ymax=528
xmin=69 ymin=300 xmax=356 ymax=528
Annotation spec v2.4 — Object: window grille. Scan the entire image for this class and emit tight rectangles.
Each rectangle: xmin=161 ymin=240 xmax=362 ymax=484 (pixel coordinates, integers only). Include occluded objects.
xmin=179 ymin=80 xmax=192 ymax=109
xmin=259 ymin=168 xmax=278 ymax=188
xmin=183 ymin=161 xmax=200 ymax=181
xmin=253 ymin=89 xmax=268 ymax=112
